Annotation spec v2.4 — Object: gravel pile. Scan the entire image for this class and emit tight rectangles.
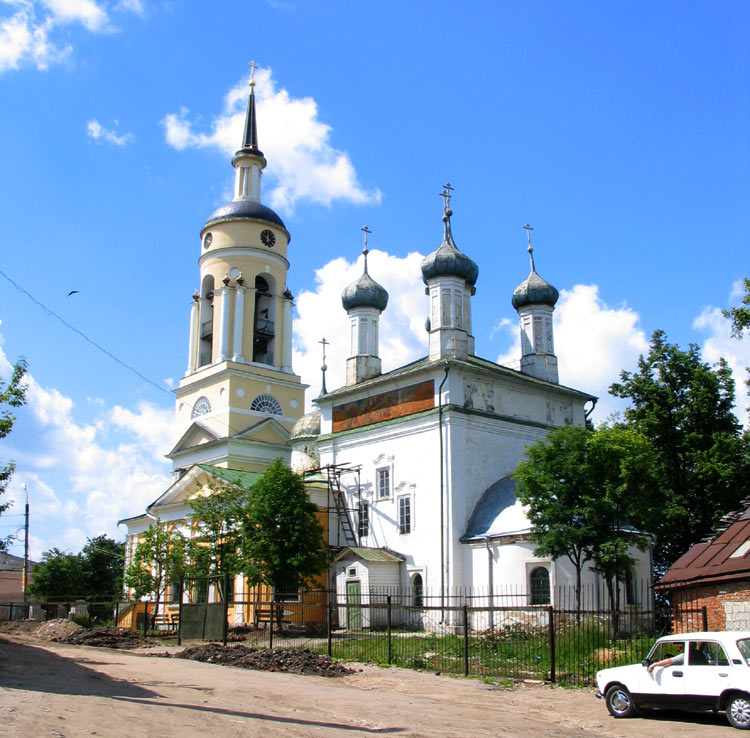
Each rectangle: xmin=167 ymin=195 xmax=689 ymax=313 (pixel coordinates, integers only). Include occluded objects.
xmin=176 ymin=644 xmax=352 ymax=677
xmin=57 ymin=626 xmax=153 ymax=649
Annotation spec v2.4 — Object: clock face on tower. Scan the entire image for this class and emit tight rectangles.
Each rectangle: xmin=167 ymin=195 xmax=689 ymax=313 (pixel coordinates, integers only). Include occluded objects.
xmin=260 ymin=229 xmax=276 ymax=248
xmin=203 ymin=232 xmax=213 ymax=249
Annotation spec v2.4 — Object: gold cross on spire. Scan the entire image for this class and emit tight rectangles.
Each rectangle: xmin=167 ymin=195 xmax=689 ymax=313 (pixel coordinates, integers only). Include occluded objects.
xmin=361 ymin=225 xmax=371 ymax=253
xmin=248 ymin=60 xmax=257 ymax=88
xmin=440 ymin=182 xmax=454 ymax=210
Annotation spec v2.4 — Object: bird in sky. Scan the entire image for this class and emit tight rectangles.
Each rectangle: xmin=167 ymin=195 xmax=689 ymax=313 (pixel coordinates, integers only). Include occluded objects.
xmin=66 ymin=290 xmax=79 ymax=297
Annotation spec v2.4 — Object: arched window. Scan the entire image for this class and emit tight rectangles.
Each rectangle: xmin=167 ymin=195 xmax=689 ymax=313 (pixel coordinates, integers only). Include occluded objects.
xmin=412 ymin=573 xmax=424 ymax=608
xmin=530 ymin=567 xmax=550 ymax=605
xmin=198 ymin=275 xmax=214 ymax=367
xmin=191 ymin=396 xmax=211 ymax=418
xmin=250 ymin=394 xmax=282 ymax=415
xmin=253 ymin=274 xmax=275 ymax=364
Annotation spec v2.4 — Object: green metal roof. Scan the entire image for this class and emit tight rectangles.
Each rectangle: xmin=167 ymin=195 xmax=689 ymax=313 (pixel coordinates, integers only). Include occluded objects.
xmin=334 ymin=547 xmax=405 ymax=563
xmin=197 ymin=464 xmax=262 ymax=488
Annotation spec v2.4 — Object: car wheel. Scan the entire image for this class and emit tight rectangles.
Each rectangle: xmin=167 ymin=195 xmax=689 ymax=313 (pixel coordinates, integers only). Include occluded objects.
xmin=727 ymin=693 xmax=750 ymax=730
xmin=605 ymin=685 xmax=637 ymax=719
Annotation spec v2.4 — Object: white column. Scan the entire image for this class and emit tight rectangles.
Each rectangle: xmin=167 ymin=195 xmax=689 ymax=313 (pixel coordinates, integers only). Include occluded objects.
xmin=232 ymin=286 xmax=245 ymax=362
xmin=219 ymin=285 xmax=231 ymax=361
xmin=281 ymin=296 xmax=293 ymax=372
xmin=187 ymin=298 xmax=199 ymax=374
xmin=250 ymin=164 xmax=261 ymax=202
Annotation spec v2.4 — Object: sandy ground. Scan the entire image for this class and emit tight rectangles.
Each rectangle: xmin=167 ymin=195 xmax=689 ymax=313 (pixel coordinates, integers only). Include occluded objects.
xmin=0 ymin=633 xmax=734 ymax=738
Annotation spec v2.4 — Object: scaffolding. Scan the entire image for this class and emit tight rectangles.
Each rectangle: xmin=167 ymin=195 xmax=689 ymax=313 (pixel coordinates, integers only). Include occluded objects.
xmin=304 ymin=463 xmax=361 ymax=549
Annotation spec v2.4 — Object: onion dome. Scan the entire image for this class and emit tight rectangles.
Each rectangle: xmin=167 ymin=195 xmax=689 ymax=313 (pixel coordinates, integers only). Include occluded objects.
xmin=290 ymin=410 xmax=321 ymax=441
xmin=420 ymin=199 xmax=478 ymax=287
xmin=512 ymin=228 xmax=559 ymax=309
xmin=341 ymin=238 xmax=389 ymax=312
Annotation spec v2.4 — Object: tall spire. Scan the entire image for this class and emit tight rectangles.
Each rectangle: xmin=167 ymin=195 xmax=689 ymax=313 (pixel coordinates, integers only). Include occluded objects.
xmin=239 ymin=61 xmax=262 ymax=156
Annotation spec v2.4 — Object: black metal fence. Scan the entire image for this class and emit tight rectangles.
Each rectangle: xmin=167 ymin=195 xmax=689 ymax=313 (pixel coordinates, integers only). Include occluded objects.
xmin=0 ymin=581 xmax=712 ymax=686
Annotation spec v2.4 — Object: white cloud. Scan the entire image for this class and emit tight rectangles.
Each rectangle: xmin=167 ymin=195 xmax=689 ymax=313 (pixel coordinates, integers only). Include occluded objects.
xmin=0 ymin=335 xmax=174 ymax=558
xmin=694 ymin=302 xmax=750 ymax=425
xmin=496 ymin=284 xmax=649 ymax=423
xmin=162 ymin=67 xmax=382 ymax=214
xmin=0 ymin=0 xmax=138 ymax=74
xmin=41 ymin=0 xmax=109 ymax=31
xmin=293 ymin=249 xmax=426 ymax=407
xmin=86 ymin=118 xmax=134 ymax=146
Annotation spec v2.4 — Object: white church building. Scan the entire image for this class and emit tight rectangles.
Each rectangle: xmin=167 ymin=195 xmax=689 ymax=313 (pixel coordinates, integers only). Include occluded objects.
xmin=120 ymin=74 xmax=651 ymax=617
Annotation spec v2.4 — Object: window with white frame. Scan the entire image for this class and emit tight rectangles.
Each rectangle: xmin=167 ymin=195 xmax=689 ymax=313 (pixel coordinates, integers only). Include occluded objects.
xmin=398 ymin=495 xmax=412 ymax=534
xmin=358 ymin=501 xmax=369 ymax=538
xmin=376 ymin=467 xmax=391 ymax=499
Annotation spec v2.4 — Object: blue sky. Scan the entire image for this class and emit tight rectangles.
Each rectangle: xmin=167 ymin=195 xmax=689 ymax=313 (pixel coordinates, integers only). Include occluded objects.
xmin=1 ymin=1 xmax=748 ymax=561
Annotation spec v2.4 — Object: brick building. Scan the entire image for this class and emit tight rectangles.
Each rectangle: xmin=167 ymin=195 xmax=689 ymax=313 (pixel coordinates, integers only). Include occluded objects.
xmin=657 ymin=497 xmax=750 ymax=631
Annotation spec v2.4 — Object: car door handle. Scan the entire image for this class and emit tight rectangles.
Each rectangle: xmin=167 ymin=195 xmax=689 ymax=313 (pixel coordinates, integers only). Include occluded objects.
xmin=673 ymin=671 xmax=683 ymax=677
xmin=720 ymin=673 xmax=729 ymax=677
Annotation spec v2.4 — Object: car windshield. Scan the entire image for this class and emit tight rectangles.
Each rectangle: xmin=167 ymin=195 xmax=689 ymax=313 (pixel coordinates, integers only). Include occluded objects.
xmin=737 ymin=638 xmax=750 ymax=666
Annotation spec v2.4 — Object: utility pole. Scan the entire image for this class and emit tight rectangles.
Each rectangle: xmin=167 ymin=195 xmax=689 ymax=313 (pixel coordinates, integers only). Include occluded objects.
xmin=22 ymin=483 xmax=29 ymax=605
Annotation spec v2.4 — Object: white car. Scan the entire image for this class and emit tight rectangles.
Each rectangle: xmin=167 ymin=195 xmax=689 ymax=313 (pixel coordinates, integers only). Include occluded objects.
xmin=595 ymin=631 xmax=750 ymax=729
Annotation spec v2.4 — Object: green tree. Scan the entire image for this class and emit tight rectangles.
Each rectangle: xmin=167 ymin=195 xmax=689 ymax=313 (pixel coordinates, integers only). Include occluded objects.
xmin=515 ymin=425 xmax=654 ymax=615
xmin=186 ymin=481 xmax=246 ymax=599
xmin=239 ymin=458 xmax=327 ymax=596
xmin=82 ymin=535 xmax=125 ymax=601
xmin=0 ymin=358 xmax=27 ymax=551
xmin=123 ymin=522 xmax=187 ymax=623
xmin=610 ymin=329 xmax=750 ymax=571
xmin=723 ymin=277 xmax=750 ymax=338
xmin=28 ymin=548 xmax=85 ymax=610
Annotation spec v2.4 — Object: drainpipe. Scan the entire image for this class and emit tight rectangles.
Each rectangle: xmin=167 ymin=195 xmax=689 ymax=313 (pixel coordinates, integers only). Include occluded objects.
xmin=438 ymin=365 xmax=450 ymax=622
xmin=486 ymin=538 xmax=494 ymax=630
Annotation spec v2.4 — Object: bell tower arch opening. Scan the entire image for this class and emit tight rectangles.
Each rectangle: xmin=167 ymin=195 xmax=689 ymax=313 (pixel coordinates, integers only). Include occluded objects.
xmin=253 ymin=273 xmax=276 ymax=365
xmin=199 ymin=274 xmax=215 ymax=367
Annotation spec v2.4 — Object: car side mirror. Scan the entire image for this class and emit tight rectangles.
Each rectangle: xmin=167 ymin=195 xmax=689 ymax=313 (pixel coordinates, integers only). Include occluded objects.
xmin=641 ymin=659 xmax=649 ymax=667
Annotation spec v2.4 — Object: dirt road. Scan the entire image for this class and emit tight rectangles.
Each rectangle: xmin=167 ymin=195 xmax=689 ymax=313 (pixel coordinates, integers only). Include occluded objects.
xmin=0 ymin=635 xmax=732 ymax=737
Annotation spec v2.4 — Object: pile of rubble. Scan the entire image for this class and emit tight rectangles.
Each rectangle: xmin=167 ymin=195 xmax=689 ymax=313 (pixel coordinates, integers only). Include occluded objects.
xmin=175 ymin=643 xmax=352 ymax=677
xmin=0 ymin=618 xmax=83 ymax=641
xmin=57 ymin=626 xmax=153 ymax=649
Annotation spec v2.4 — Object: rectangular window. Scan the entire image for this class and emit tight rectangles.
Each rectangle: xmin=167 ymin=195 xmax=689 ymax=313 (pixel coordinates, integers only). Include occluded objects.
xmin=358 ymin=501 xmax=369 ymax=538
xmin=398 ymin=496 xmax=411 ymax=534
xmin=377 ymin=468 xmax=390 ymax=499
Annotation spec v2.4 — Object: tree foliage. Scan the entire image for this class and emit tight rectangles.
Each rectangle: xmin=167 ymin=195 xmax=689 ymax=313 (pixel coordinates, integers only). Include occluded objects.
xmin=81 ymin=535 xmax=125 ymax=600
xmin=28 ymin=548 xmax=85 ymax=605
xmin=610 ymin=329 xmax=750 ymax=571
xmin=722 ymin=277 xmax=750 ymax=339
xmin=123 ymin=522 xmax=187 ymax=618
xmin=29 ymin=535 xmax=125 ymax=603
xmin=186 ymin=481 xmax=246 ymax=597
xmin=514 ymin=425 xmax=654 ymax=611
xmin=0 ymin=358 xmax=27 ymax=551
xmin=239 ymin=458 xmax=327 ymax=593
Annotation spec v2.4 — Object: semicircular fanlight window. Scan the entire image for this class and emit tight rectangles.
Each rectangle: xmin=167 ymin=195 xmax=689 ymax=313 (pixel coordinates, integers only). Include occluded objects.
xmin=250 ymin=394 xmax=282 ymax=415
xmin=191 ymin=396 xmax=211 ymax=418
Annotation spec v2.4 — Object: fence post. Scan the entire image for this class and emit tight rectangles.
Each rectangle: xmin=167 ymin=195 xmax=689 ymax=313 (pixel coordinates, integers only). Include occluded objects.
xmin=115 ymin=601 xmax=119 ymax=628
xmin=177 ymin=578 xmax=183 ymax=646
xmin=222 ymin=572 xmax=230 ymax=647
xmin=548 ymin=606 xmax=556 ymax=683
xmin=88 ymin=603 xmax=92 ymax=629
xmin=387 ymin=595 xmax=392 ymax=665
xmin=8 ymin=603 xmax=13 ymax=622
xmin=269 ymin=600 xmax=274 ymax=650
xmin=143 ymin=602 xmax=149 ymax=638
xmin=702 ymin=605 xmax=708 ymax=632
xmin=463 ymin=604 xmax=469 ymax=677
xmin=327 ymin=602 xmax=333 ymax=657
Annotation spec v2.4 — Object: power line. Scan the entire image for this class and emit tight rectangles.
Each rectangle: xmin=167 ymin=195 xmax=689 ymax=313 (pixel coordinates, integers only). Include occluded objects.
xmin=0 ymin=268 xmax=172 ymax=398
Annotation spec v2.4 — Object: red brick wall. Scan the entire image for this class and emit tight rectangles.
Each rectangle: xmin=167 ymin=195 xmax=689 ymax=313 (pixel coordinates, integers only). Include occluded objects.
xmin=671 ymin=581 xmax=750 ymax=632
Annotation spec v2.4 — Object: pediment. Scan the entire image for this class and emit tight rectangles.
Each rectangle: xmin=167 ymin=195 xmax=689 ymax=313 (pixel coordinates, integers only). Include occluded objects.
xmin=167 ymin=421 xmax=220 ymax=458
xmin=234 ymin=417 xmax=290 ymax=445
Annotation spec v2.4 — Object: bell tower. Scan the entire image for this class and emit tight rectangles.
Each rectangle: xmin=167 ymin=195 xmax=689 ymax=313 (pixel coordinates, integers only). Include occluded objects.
xmin=172 ymin=65 xmax=306 ymax=474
